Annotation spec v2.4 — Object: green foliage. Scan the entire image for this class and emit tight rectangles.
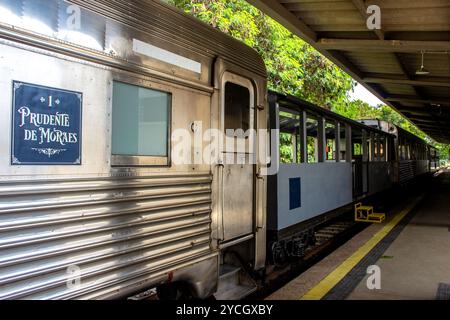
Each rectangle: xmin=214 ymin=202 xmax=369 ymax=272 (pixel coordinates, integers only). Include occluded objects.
xmin=307 ymin=137 xmax=317 ymax=163
xmin=169 ymin=0 xmax=449 ymax=160
xmin=436 ymin=144 xmax=449 ymax=161
xmin=279 ymin=132 xmax=293 ymax=164
xmin=169 ymin=0 xmax=353 ymax=108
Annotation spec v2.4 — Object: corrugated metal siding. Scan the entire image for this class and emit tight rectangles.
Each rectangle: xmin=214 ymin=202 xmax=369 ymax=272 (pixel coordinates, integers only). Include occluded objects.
xmin=399 ymin=160 xmax=415 ymax=184
xmin=399 ymin=160 xmax=429 ymax=184
xmin=0 ymin=173 xmax=213 ymax=299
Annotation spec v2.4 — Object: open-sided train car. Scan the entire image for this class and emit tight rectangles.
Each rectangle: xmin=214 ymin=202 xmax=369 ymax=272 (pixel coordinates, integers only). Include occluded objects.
xmin=360 ymin=119 xmax=440 ymax=182
xmin=267 ymin=92 xmax=436 ymax=265
xmin=0 ymin=0 xmax=268 ymax=300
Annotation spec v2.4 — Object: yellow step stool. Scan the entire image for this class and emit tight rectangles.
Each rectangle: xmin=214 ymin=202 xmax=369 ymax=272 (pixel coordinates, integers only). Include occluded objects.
xmin=354 ymin=203 xmax=386 ymax=224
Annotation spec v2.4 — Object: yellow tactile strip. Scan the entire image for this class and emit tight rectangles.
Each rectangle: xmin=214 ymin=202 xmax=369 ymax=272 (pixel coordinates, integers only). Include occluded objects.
xmin=300 ymin=196 xmax=424 ymax=300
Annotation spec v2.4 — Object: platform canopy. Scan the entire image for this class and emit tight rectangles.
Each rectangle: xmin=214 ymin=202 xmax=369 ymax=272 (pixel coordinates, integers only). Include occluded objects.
xmin=247 ymin=0 xmax=450 ymax=143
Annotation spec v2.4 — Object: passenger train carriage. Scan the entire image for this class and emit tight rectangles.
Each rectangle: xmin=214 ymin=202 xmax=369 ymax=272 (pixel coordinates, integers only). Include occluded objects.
xmin=266 ymin=93 xmax=438 ymax=265
xmin=0 ymin=0 xmax=439 ymax=300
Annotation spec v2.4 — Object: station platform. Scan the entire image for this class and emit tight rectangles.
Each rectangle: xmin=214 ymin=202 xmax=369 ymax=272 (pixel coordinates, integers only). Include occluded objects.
xmin=267 ymin=170 xmax=450 ymax=300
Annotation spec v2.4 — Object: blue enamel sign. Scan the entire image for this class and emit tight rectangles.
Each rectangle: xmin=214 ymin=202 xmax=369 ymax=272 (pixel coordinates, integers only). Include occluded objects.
xmin=11 ymin=81 xmax=82 ymax=165
xmin=289 ymin=177 xmax=301 ymax=210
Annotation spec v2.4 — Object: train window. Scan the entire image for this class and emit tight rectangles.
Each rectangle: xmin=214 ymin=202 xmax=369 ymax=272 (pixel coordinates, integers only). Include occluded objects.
xmin=377 ymin=135 xmax=383 ymax=161
xmin=379 ymin=135 xmax=386 ymax=161
xmin=279 ymin=110 xmax=301 ymax=164
xmin=388 ymin=137 xmax=396 ymax=161
xmin=353 ymin=143 xmax=363 ymax=156
xmin=381 ymin=137 xmax=386 ymax=161
xmin=352 ymin=128 xmax=363 ymax=158
xmin=111 ymin=81 xmax=171 ymax=166
xmin=372 ymin=134 xmax=380 ymax=161
xmin=406 ymin=144 xmax=411 ymax=160
xmin=398 ymin=138 xmax=403 ymax=160
xmin=306 ymin=115 xmax=318 ymax=163
xmin=224 ymin=82 xmax=250 ymax=135
xmin=371 ymin=133 xmax=383 ymax=162
xmin=325 ymin=121 xmax=336 ymax=162
xmin=339 ymin=124 xmax=347 ymax=162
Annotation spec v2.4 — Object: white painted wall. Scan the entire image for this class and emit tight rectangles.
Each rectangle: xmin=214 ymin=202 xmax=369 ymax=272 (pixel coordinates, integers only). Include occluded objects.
xmin=277 ymin=162 xmax=353 ymax=230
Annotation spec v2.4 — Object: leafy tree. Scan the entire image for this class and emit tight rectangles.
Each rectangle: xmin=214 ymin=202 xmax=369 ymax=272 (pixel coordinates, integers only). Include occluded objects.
xmin=169 ymin=0 xmax=353 ymax=109
xmin=169 ymin=0 xmax=449 ymax=160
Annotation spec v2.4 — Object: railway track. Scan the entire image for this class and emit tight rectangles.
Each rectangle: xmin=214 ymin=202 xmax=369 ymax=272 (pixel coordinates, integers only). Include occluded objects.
xmin=315 ymin=221 xmax=355 ymax=246
xmin=249 ymin=216 xmax=368 ymax=300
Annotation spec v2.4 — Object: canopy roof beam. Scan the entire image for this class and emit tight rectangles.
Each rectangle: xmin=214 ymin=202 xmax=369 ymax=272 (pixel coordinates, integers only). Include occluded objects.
xmin=318 ymin=39 xmax=450 ymax=52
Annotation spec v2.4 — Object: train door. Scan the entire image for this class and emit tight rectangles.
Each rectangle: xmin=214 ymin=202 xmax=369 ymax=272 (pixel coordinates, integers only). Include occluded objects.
xmin=219 ymin=72 xmax=255 ymax=242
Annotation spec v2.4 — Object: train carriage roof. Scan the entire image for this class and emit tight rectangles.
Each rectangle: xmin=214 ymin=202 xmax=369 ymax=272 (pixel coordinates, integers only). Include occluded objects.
xmin=270 ymin=90 xmax=397 ymax=138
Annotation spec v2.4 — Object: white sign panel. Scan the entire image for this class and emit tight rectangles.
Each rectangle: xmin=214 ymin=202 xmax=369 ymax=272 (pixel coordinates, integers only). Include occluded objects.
xmin=133 ymin=39 xmax=202 ymax=74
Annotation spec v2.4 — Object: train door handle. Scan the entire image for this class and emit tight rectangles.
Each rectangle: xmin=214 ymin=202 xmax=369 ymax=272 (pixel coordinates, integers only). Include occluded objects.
xmin=216 ymin=161 xmax=225 ymax=241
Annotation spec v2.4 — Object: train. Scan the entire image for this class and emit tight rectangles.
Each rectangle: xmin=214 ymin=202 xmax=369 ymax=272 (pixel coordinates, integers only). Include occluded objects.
xmin=0 ymin=0 xmax=440 ymax=300
xmin=266 ymin=92 xmax=440 ymax=266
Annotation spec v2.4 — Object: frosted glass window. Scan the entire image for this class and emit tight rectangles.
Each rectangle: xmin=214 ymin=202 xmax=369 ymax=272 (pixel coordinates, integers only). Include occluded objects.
xmin=112 ymin=82 xmax=170 ymax=157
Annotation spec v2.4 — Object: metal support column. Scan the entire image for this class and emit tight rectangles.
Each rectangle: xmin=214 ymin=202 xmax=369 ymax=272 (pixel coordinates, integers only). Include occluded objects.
xmin=346 ymin=124 xmax=352 ymax=163
xmin=300 ymin=110 xmax=307 ymax=163
xmin=318 ymin=116 xmax=326 ymax=163
xmin=335 ymin=122 xmax=341 ymax=163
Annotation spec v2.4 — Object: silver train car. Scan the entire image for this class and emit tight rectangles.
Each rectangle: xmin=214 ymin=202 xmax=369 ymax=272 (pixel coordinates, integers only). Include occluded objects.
xmin=0 ymin=0 xmax=440 ymax=300
xmin=0 ymin=0 xmax=268 ymax=299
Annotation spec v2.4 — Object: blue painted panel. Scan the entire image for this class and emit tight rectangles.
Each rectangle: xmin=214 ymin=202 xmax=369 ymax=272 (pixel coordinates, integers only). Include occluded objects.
xmin=289 ymin=177 xmax=301 ymax=210
xmin=11 ymin=81 xmax=82 ymax=165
